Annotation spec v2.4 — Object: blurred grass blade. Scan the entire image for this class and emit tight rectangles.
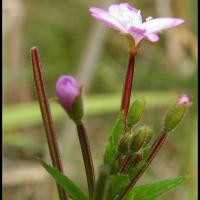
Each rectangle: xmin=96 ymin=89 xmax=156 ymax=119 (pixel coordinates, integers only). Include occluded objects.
xmin=3 ymin=92 xmax=178 ymax=130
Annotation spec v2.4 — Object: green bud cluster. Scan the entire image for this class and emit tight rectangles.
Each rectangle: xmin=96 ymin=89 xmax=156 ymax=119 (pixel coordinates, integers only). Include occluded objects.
xmin=130 ymin=126 xmax=154 ymax=152
xmin=117 ymin=132 xmax=133 ymax=154
xmin=117 ymin=126 xmax=154 ymax=156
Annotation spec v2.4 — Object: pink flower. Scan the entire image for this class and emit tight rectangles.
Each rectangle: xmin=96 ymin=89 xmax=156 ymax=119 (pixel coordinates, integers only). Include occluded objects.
xmin=56 ymin=75 xmax=81 ymax=112
xmin=89 ymin=3 xmax=184 ymax=47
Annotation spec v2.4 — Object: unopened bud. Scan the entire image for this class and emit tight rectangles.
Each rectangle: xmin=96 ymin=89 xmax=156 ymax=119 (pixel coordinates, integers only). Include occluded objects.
xmin=163 ymin=95 xmax=190 ymax=133
xmin=127 ymin=98 xmax=145 ymax=128
xmin=56 ymin=75 xmax=83 ymax=124
xmin=130 ymin=126 xmax=154 ymax=152
xmin=117 ymin=132 xmax=133 ymax=154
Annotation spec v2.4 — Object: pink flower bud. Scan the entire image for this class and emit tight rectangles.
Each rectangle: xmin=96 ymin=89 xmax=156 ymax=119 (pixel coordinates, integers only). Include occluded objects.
xmin=56 ymin=75 xmax=83 ymax=123
xmin=178 ymin=95 xmax=189 ymax=105
xmin=163 ymin=95 xmax=190 ymax=132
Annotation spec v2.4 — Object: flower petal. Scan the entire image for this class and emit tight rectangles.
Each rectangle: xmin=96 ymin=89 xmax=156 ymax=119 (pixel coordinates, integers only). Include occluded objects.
xmin=145 ymin=33 xmax=160 ymax=42
xmin=89 ymin=7 xmax=126 ymax=32
xmin=142 ymin=18 xmax=184 ymax=34
xmin=108 ymin=3 xmax=142 ymax=28
xmin=128 ymin=26 xmax=146 ymax=45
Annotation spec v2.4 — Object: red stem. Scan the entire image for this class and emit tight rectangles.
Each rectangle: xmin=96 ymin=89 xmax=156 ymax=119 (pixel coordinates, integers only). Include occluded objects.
xmin=118 ymin=132 xmax=167 ymax=199
xmin=76 ymin=122 xmax=95 ymax=199
xmin=30 ymin=47 xmax=68 ymax=200
xmin=121 ymin=49 xmax=137 ymax=127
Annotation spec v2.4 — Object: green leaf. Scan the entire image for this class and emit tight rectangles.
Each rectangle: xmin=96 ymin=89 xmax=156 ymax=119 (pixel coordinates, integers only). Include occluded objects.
xmin=107 ymin=174 xmax=129 ymax=199
xmin=39 ymin=160 xmax=88 ymax=200
xmin=103 ymin=112 xmax=124 ymax=165
xmin=123 ymin=175 xmax=187 ymax=200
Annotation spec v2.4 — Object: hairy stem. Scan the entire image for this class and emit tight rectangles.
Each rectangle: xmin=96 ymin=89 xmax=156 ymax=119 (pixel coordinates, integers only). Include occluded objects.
xmin=118 ymin=132 xmax=167 ymax=199
xmin=30 ymin=47 xmax=68 ymax=200
xmin=121 ymin=49 xmax=137 ymax=127
xmin=76 ymin=122 xmax=95 ymax=199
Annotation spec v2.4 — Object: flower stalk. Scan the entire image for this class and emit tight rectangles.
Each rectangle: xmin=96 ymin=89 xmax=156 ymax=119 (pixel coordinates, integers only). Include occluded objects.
xmin=121 ymin=48 xmax=137 ymax=127
xmin=76 ymin=122 xmax=95 ymax=199
xmin=30 ymin=47 xmax=68 ymax=200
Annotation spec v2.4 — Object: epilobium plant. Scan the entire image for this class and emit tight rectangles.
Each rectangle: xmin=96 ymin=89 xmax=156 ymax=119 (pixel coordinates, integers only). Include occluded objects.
xmin=30 ymin=2 xmax=190 ymax=200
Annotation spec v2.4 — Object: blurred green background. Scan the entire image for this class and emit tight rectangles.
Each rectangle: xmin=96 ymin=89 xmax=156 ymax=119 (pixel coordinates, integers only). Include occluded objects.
xmin=3 ymin=0 xmax=197 ymax=199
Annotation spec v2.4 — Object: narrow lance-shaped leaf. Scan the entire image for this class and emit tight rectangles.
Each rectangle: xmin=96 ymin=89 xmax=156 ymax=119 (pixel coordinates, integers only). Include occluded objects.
xmin=104 ymin=112 xmax=124 ymax=165
xmin=39 ymin=159 xmax=89 ymax=200
xmin=123 ymin=175 xmax=187 ymax=200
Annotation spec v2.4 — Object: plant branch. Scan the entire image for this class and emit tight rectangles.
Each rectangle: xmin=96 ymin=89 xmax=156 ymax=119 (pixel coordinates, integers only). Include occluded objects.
xmin=30 ymin=47 xmax=68 ymax=200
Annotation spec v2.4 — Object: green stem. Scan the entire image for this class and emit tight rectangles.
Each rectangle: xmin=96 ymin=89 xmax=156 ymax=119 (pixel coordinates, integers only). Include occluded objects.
xmin=30 ymin=47 xmax=68 ymax=200
xmin=76 ymin=122 xmax=95 ymax=199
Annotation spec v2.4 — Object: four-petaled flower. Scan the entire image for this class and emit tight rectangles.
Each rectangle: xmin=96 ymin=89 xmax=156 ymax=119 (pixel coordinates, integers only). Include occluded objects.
xmin=89 ymin=3 xmax=184 ymax=48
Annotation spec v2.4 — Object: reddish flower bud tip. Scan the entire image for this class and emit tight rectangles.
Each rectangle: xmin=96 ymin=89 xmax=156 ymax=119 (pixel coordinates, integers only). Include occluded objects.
xmin=56 ymin=75 xmax=80 ymax=112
